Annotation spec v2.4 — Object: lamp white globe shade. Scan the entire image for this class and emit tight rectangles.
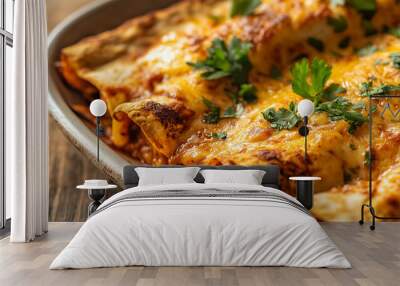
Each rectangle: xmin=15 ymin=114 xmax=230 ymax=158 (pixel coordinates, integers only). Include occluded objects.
xmin=298 ymin=99 xmax=314 ymax=117
xmin=89 ymin=99 xmax=107 ymax=117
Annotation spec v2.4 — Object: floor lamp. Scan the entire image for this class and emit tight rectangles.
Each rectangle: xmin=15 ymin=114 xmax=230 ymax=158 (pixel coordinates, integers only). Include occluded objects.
xmin=290 ymin=99 xmax=320 ymax=210
xmin=359 ymin=94 xmax=400 ymax=230
xmin=77 ymin=99 xmax=116 ymax=216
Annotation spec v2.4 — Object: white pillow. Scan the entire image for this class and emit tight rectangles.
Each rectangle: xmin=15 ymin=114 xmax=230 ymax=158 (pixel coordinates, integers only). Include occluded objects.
xmin=200 ymin=169 xmax=266 ymax=185
xmin=135 ymin=167 xmax=200 ymax=186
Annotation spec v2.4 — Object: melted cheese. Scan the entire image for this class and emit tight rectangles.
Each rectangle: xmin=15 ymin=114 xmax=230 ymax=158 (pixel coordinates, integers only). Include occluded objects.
xmin=59 ymin=0 xmax=400 ymax=221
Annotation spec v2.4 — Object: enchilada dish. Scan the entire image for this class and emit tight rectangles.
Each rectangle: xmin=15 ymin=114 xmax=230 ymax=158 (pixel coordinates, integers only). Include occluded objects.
xmin=57 ymin=0 xmax=400 ymax=221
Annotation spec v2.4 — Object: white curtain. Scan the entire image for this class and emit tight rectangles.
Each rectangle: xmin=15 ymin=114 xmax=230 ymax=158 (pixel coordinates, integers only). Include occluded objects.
xmin=7 ymin=0 xmax=49 ymax=242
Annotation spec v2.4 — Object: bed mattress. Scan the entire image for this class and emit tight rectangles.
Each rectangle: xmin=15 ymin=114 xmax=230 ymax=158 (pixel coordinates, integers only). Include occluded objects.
xmin=50 ymin=183 xmax=350 ymax=269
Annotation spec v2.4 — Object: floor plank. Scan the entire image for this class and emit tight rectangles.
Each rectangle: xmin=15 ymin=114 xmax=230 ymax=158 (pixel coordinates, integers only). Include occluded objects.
xmin=0 ymin=223 xmax=399 ymax=286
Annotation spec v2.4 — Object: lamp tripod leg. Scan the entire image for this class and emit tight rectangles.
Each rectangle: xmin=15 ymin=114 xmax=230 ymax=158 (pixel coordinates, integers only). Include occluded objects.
xmin=359 ymin=204 xmax=365 ymax=225
xmin=370 ymin=207 xmax=376 ymax=231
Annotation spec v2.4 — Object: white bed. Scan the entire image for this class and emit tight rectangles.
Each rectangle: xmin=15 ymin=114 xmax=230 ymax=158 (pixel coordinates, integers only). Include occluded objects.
xmin=50 ymin=183 xmax=351 ymax=269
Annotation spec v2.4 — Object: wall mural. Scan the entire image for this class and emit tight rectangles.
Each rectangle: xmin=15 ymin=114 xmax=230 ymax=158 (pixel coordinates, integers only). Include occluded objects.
xmin=51 ymin=0 xmax=400 ymax=221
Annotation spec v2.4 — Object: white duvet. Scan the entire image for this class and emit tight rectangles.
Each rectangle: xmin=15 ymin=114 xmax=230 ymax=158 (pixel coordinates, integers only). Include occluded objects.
xmin=50 ymin=183 xmax=351 ymax=269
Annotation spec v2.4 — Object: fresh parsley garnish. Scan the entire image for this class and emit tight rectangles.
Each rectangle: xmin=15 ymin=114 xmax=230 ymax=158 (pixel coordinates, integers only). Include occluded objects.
xmin=239 ymin=83 xmax=257 ymax=103
xmin=222 ymin=106 xmax=236 ymax=118
xmin=188 ymin=37 xmax=252 ymax=84
xmin=333 ymin=1 xmax=376 ymax=23
xmin=189 ymin=37 xmax=257 ymax=122
xmin=188 ymin=37 xmax=253 ymax=86
xmin=211 ymin=132 xmax=228 ymax=140
xmin=356 ymin=44 xmax=378 ymax=57
xmin=291 ymin=58 xmax=366 ymax=133
xmin=264 ymin=58 xmax=367 ymax=134
xmin=262 ymin=102 xmax=301 ymax=130
xmin=222 ymin=103 xmax=244 ymax=118
xmin=347 ymin=0 xmax=376 ymax=13
xmin=316 ymin=97 xmax=368 ymax=134
xmin=228 ymin=38 xmax=254 ymax=85
xmin=291 ymin=58 xmax=332 ymax=104
xmin=226 ymin=83 xmax=257 ymax=105
xmin=390 ymin=53 xmax=400 ymax=69
xmin=360 ymin=82 xmax=400 ymax=97
xmin=307 ymin=37 xmax=325 ymax=52
xmin=231 ymin=0 xmax=261 ymax=17
xmin=322 ymin=83 xmax=347 ymax=101
xmin=202 ymin=97 xmax=221 ymax=124
xmin=351 ymin=101 xmax=366 ymax=110
xmin=327 ymin=16 xmax=348 ymax=33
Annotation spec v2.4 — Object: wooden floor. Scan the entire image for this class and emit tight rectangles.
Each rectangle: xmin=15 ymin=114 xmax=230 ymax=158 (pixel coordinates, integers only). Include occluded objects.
xmin=0 ymin=223 xmax=399 ymax=286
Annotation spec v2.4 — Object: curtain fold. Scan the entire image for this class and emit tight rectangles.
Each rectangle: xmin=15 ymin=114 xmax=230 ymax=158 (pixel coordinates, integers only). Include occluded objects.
xmin=8 ymin=0 xmax=49 ymax=242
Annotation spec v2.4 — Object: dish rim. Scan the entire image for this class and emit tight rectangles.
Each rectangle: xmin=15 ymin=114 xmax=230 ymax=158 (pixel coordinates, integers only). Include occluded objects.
xmin=48 ymin=0 xmax=134 ymax=185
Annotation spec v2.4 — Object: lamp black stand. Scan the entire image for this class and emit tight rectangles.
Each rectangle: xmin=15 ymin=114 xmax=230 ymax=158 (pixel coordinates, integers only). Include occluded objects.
xmin=95 ymin=117 xmax=105 ymax=162
xmin=96 ymin=117 xmax=100 ymax=162
xmin=88 ymin=189 xmax=106 ymax=216
xmin=89 ymin=117 xmax=106 ymax=215
xmin=299 ymin=116 xmax=310 ymax=162
xmin=359 ymin=94 xmax=400 ymax=230
xmin=290 ymin=116 xmax=321 ymax=210
xmin=295 ymin=180 xmax=314 ymax=210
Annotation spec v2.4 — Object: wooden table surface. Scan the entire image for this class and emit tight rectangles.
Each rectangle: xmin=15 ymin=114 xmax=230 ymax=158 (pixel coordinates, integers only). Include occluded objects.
xmin=47 ymin=0 xmax=115 ymax=222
